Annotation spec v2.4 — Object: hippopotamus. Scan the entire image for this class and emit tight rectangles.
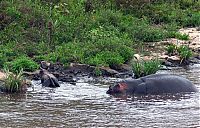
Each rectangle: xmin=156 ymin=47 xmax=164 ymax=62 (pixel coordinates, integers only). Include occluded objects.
xmin=39 ymin=69 xmax=60 ymax=88
xmin=107 ymin=74 xmax=198 ymax=95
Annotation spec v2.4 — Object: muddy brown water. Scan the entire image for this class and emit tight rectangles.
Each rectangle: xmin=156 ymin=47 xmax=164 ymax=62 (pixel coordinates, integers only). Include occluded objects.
xmin=0 ymin=65 xmax=200 ymax=128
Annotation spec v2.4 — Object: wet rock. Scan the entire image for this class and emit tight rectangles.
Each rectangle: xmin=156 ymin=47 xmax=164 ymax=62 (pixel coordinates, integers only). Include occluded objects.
xmin=23 ymin=70 xmax=40 ymax=80
xmin=194 ymin=55 xmax=200 ymax=60
xmin=48 ymin=62 xmax=64 ymax=72
xmin=160 ymin=65 xmax=172 ymax=70
xmin=99 ymin=67 xmax=119 ymax=77
xmin=167 ymin=56 xmax=181 ymax=65
xmin=111 ymin=64 xmax=132 ymax=72
xmin=58 ymin=74 xmax=76 ymax=83
xmin=162 ymin=60 xmax=176 ymax=67
xmin=189 ymin=57 xmax=200 ymax=64
xmin=114 ymin=71 xmax=133 ymax=78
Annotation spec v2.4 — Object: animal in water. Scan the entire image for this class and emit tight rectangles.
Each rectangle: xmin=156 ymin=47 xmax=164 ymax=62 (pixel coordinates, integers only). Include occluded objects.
xmin=107 ymin=74 xmax=198 ymax=95
xmin=39 ymin=69 xmax=60 ymax=88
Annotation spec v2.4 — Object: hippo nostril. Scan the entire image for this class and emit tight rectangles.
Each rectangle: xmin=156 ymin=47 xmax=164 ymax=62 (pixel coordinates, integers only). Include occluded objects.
xmin=106 ymin=88 xmax=113 ymax=94
xmin=106 ymin=90 xmax=110 ymax=94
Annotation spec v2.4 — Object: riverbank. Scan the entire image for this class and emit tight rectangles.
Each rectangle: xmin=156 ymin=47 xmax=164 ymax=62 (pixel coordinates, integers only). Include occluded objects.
xmin=135 ymin=27 xmax=200 ymax=66
xmin=0 ymin=0 xmax=199 ymax=81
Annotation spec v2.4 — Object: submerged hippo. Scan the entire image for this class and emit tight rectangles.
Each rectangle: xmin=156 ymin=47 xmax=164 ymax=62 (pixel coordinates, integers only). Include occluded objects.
xmin=39 ymin=69 xmax=60 ymax=88
xmin=107 ymin=74 xmax=198 ymax=95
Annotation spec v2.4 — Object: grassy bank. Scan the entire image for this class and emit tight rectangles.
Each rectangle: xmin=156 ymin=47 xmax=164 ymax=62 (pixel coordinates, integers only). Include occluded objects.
xmin=0 ymin=0 xmax=200 ymax=72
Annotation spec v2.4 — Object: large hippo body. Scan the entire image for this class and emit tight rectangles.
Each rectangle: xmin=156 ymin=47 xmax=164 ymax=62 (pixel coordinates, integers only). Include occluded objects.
xmin=107 ymin=74 xmax=198 ymax=95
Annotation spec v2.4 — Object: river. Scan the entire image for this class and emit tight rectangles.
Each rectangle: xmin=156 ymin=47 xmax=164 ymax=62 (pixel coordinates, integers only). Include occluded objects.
xmin=0 ymin=64 xmax=200 ymax=128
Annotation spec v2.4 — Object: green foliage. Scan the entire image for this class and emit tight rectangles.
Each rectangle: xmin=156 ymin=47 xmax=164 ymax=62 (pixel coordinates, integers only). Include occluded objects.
xmin=93 ymin=67 xmax=102 ymax=76
xmin=0 ymin=0 xmax=198 ymax=72
xmin=166 ymin=44 xmax=193 ymax=63
xmin=132 ymin=59 xmax=161 ymax=78
xmin=133 ymin=27 xmax=167 ymax=42
xmin=167 ymin=32 xmax=189 ymax=40
xmin=166 ymin=44 xmax=177 ymax=55
xmin=86 ymin=51 xmax=124 ymax=67
xmin=1 ymin=68 xmax=25 ymax=93
xmin=5 ymin=56 xmax=39 ymax=73
xmin=177 ymin=45 xmax=193 ymax=62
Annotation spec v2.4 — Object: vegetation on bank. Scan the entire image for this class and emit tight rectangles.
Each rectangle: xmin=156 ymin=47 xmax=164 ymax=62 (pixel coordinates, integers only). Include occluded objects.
xmin=166 ymin=44 xmax=193 ymax=63
xmin=132 ymin=59 xmax=161 ymax=78
xmin=0 ymin=0 xmax=199 ymax=72
xmin=0 ymin=69 xmax=27 ymax=93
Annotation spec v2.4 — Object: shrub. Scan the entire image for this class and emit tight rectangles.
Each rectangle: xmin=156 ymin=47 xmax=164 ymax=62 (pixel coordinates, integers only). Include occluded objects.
xmin=132 ymin=59 xmax=161 ymax=78
xmin=5 ymin=56 xmax=39 ymax=73
xmin=133 ymin=27 xmax=167 ymax=42
xmin=183 ymin=12 xmax=200 ymax=27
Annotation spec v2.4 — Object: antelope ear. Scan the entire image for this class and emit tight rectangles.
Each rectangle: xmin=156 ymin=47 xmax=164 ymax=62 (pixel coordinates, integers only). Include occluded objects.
xmin=118 ymin=83 xmax=128 ymax=91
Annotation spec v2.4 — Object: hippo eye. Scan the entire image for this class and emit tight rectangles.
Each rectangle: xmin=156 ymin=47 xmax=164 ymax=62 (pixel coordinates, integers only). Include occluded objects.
xmin=113 ymin=84 xmax=121 ymax=91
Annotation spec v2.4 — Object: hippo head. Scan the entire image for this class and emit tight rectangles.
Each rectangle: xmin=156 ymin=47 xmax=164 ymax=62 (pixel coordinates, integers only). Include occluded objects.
xmin=106 ymin=82 xmax=128 ymax=95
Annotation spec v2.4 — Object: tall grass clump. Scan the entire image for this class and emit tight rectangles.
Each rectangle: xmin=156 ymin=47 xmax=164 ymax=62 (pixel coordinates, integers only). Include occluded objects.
xmin=166 ymin=44 xmax=193 ymax=64
xmin=132 ymin=59 xmax=161 ymax=78
xmin=1 ymin=69 xmax=26 ymax=93
xmin=177 ymin=45 xmax=193 ymax=63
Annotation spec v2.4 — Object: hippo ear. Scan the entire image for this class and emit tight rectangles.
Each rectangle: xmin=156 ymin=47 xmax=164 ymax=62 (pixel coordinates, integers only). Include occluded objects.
xmin=118 ymin=83 xmax=128 ymax=91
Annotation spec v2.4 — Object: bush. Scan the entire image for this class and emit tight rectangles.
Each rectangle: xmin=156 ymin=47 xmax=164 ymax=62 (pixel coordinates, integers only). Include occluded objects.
xmin=5 ymin=56 xmax=39 ymax=73
xmin=133 ymin=27 xmax=167 ymax=42
xmin=132 ymin=59 xmax=161 ymax=78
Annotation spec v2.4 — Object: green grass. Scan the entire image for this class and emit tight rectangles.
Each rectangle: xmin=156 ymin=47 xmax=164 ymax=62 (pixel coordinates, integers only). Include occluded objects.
xmin=166 ymin=44 xmax=177 ymax=56
xmin=177 ymin=45 xmax=193 ymax=63
xmin=1 ymin=68 xmax=26 ymax=93
xmin=132 ymin=59 xmax=161 ymax=78
xmin=0 ymin=0 xmax=199 ymax=71
xmin=4 ymin=56 xmax=39 ymax=73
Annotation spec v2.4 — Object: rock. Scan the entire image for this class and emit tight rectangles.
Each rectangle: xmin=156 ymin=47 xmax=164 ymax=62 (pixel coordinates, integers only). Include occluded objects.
xmin=110 ymin=64 xmax=132 ymax=72
xmin=99 ymin=67 xmax=119 ymax=77
xmin=167 ymin=56 xmax=180 ymax=62
xmin=189 ymin=57 xmax=200 ymax=64
xmin=40 ymin=61 xmax=50 ymax=69
xmin=23 ymin=70 xmax=40 ymax=80
xmin=114 ymin=71 xmax=133 ymax=78
xmin=162 ymin=60 xmax=176 ymax=67
xmin=133 ymin=54 xmax=140 ymax=60
xmin=58 ymin=74 xmax=76 ymax=83
xmin=63 ymin=63 xmax=95 ymax=76
xmin=0 ymin=71 xmax=6 ymax=81
xmin=48 ymin=62 xmax=64 ymax=72
xmin=159 ymin=55 xmax=169 ymax=59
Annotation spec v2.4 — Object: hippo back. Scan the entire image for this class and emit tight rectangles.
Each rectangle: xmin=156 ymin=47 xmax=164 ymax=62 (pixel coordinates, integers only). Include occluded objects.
xmin=140 ymin=74 xmax=198 ymax=95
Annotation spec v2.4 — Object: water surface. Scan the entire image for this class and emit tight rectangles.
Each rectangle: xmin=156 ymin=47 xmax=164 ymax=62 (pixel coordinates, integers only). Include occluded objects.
xmin=0 ymin=65 xmax=200 ymax=128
